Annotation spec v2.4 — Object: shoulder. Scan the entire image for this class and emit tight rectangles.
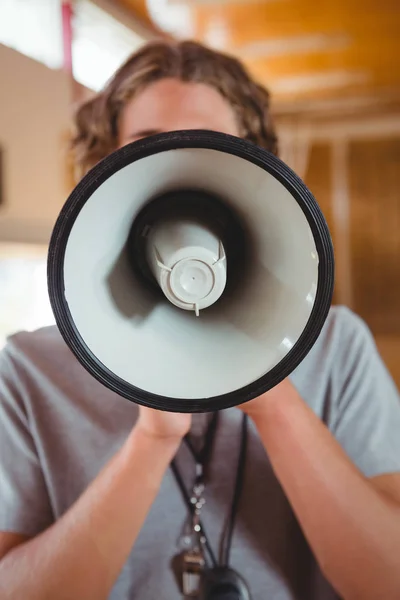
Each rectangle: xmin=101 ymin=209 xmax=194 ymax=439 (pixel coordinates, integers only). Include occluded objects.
xmin=291 ymin=305 xmax=391 ymax=418
xmin=5 ymin=325 xmax=66 ymax=353
xmin=1 ymin=325 xmax=71 ymax=374
xmin=0 ymin=325 xmax=137 ymax=432
xmin=319 ymin=304 xmax=371 ymax=346
xmin=0 ymin=325 xmax=92 ymax=404
xmin=306 ymin=304 xmax=374 ymax=369
xmin=312 ymin=309 xmax=400 ymax=477
xmin=0 ymin=328 xmax=71 ymax=446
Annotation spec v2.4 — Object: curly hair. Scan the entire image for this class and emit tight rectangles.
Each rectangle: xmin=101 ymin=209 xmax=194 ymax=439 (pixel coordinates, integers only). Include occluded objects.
xmin=71 ymin=40 xmax=278 ymax=180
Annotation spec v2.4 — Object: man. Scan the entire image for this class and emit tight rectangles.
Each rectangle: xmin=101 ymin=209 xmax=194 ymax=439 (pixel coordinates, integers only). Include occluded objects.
xmin=1 ymin=40 xmax=400 ymax=600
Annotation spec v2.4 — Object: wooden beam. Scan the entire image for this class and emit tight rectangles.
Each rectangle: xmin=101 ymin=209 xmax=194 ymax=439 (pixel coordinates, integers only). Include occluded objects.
xmin=330 ymin=138 xmax=353 ymax=308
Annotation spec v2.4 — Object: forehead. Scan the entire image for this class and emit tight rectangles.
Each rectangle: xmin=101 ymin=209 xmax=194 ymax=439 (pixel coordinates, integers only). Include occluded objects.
xmin=118 ymin=78 xmax=239 ymax=141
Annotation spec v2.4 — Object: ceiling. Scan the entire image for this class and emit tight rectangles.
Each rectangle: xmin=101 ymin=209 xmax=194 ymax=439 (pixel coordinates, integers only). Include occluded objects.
xmin=118 ymin=0 xmax=400 ymax=117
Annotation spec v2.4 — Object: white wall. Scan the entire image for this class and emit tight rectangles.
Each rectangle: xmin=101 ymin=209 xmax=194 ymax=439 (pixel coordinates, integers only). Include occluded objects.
xmin=0 ymin=44 xmax=72 ymax=244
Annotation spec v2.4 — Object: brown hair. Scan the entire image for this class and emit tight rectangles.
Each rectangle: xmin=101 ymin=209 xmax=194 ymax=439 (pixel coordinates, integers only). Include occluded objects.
xmin=71 ymin=39 xmax=278 ymax=180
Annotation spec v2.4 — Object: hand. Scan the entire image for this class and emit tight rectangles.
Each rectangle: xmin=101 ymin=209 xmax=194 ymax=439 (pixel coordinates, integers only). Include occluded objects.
xmin=238 ymin=378 xmax=297 ymax=423
xmin=136 ymin=405 xmax=192 ymax=442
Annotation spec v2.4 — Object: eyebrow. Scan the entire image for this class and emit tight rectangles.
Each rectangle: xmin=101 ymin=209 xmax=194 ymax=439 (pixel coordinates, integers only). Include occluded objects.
xmin=128 ymin=129 xmax=163 ymax=140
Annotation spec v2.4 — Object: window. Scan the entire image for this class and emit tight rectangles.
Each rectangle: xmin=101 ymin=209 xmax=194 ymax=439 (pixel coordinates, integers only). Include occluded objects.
xmin=0 ymin=0 xmax=145 ymax=91
xmin=0 ymin=244 xmax=54 ymax=349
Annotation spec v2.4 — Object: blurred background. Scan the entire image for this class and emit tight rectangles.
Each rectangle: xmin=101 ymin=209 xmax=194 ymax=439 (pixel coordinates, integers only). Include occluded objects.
xmin=0 ymin=0 xmax=399 ymax=385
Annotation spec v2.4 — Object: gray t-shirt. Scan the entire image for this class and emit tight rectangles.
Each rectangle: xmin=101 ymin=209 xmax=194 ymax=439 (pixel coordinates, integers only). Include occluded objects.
xmin=0 ymin=305 xmax=400 ymax=599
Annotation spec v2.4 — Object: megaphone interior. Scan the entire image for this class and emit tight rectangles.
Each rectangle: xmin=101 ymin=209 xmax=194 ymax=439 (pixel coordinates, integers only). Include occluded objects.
xmin=47 ymin=130 xmax=334 ymax=413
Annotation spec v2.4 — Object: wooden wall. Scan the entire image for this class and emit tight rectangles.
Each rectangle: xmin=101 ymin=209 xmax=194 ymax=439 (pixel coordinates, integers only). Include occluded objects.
xmin=0 ymin=44 xmax=72 ymax=244
xmin=349 ymin=138 xmax=400 ymax=334
xmin=303 ymin=124 xmax=400 ymax=388
xmin=303 ymin=142 xmax=336 ymax=300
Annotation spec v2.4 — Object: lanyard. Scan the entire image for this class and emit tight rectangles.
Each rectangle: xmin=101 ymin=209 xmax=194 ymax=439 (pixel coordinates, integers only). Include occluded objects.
xmin=170 ymin=413 xmax=248 ymax=597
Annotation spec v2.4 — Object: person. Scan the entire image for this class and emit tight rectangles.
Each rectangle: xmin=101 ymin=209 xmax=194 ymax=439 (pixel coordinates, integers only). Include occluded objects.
xmin=0 ymin=40 xmax=400 ymax=600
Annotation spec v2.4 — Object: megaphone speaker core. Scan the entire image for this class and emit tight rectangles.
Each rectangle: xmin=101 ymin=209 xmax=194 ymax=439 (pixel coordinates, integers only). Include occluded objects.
xmin=127 ymin=188 xmax=248 ymax=315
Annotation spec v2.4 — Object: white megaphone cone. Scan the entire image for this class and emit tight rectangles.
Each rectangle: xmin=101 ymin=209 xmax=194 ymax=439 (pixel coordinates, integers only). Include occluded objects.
xmin=47 ymin=130 xmax=334 ymax=413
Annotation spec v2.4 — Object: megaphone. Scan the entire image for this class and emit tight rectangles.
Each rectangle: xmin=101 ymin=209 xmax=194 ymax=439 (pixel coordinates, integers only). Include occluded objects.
xmin=47 ymin=130 xmax=334 ymax=413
